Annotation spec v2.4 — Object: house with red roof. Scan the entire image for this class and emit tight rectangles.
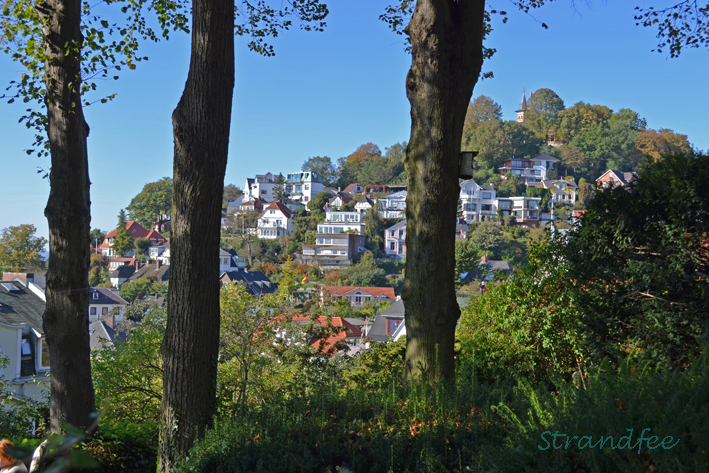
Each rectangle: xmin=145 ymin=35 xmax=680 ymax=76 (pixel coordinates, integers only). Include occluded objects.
xmin=257 ymin=202 xmax=295 ymax=239
xmin=98 ymin=221 xmax=167 ymax=257
xmin=320 ymin=286 xmax=396 ymax=307
xmin=290 ymin=315 xmax=363 ymax=356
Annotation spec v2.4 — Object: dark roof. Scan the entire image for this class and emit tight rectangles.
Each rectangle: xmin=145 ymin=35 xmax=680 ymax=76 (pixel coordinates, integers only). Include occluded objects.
xmin=109 ymin=265 xmax=136 ymax=279
xmin=137 ymin=293 xmax=168 ymax=307
xmin=90 ymin=287 xmax=128 ymax=306
xmin=89 ymin=321 xmax=116 ymax=350
xmin=0 ymin=281 xmax=45 ymax=334
xmin=126 ymin=264 xmax=170 ymax=283
xmin=532 ymin=153 xmax=560 ymax=163
xmin=369 ymin=299 xmax=404 ymax=343
xmin=220 ymin=270 xmax=276 ymax=296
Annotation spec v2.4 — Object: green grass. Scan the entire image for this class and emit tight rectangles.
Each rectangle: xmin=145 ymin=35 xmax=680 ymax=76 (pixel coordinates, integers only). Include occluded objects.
xmin=177 ymin=351 xmax=709 ymax=472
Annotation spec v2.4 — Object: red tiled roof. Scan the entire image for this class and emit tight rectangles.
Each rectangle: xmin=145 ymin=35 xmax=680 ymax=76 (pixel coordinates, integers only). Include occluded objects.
xmin=259 ymin=201 xmax=293 ymax=219
xmin=322 ymin=286 xmax=396 ymax=299
xmin=291 ymin=315 xmax=361 ymax=355
xmin=145 ymin=229 xmax=167 ymax=242
xmin=99 ymin=221 xmax=163 ymax=248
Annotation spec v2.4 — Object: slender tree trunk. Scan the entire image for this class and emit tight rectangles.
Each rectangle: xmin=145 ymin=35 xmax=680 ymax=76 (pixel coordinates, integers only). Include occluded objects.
xmin=402 ymin=0 xmax=485 ymax=381
xmin=36 ymin=0 xmax=97 ymax=431
xmin=159 ymin=0 xmax=234 ymax=467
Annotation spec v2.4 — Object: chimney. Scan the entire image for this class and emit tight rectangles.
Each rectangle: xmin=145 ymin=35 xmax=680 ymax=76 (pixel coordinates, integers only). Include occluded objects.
xmin=480 ymin=255 xmax=488 ymax=263
xmin=156 ymin=259 xmax=161 ymax=269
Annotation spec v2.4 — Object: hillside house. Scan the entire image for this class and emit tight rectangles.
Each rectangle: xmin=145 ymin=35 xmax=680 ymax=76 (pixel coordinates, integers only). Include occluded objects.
xmin=89 ymin=287 xmax=128 ymax=327
xmin=257 ymin=202 xmax=295 ymax=239
xmin=378 ymin=191 xmax=407 ymax=219
xmin=320 ymin=286 xmax=396 ymax=307
xmin=317 ymin=211 xmax=366 ymax=235
xmin=284 ymin=171 xmax=325 ymax=204
xmin=384 ymin=220 xmax=407 ymax=258
xmin=244 ymin=173 xmax=277 ymax=202
xmin=596 ymin=170 xmax=636 ymax=189
xmin=302 ymin=233 xmax=367 ymax=268
xmin=459 ymin=180 xmax=497 ymax=222
xmin=497 ymin=153 xmax=559 ymax=184
xmin=99 ymin=221 xmax=167 ymax=258
xmin=0 ymin=280 xmax=49 ymax=400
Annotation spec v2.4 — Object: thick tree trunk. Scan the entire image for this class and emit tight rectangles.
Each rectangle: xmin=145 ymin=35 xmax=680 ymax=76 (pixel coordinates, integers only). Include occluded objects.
xmin=37 ymin=0 xmax=97 ymax=431
xmin=158 ymin=0 xmax=234 ymax=467
xmin=402 ymin=0 xmax=485 ymax=381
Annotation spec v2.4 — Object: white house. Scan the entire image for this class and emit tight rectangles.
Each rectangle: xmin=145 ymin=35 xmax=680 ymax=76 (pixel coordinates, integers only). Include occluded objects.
xmin=317 ymin=211 xmax=366 ymax=235
xmin=302 ymin=233 xmax=367 ymax=268
xmin=459 ymin=180 xmax=497 ymax=222
xmin=89 ymin=287 xmax=128 ymax=327
xmin=284 ymin=171 xmax=325 ymax=204
xmin=385 ymin=220 xmax=407 ymax=258
xmin=378 ymin=191 xmax=407 ymax=219
xmin=219 ymin=248 xmax=246 ymax=272
xmin=496 ymin=196 xmax=541 ymax=224
xmin=0 ymin=280 xmax=49 ymax=401
xmin=257 ymin=202 xmax=295 ymax=239
xmin=354 ymin=197 xmax=375 ymax=213
xmin=244 ymin=172 xmax=277 ymax=202
xmin=497 ymin=153 xmax=560 ymax=184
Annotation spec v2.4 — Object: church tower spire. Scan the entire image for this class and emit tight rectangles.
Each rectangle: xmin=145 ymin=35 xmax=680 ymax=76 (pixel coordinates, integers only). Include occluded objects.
xmin=516 ymin=88 xmax=527 ymax=123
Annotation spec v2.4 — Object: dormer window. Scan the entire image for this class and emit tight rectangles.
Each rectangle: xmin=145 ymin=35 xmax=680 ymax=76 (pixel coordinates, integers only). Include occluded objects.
xmin=93 ymin=292 xmax=99 ymax=300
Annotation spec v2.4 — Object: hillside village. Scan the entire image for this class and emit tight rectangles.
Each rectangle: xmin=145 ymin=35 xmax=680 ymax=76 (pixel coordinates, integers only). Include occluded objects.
xmin=0 ymin=64 xmax=707 ymax=471
xmin=0 ymin=89 xmax=688 ymax=405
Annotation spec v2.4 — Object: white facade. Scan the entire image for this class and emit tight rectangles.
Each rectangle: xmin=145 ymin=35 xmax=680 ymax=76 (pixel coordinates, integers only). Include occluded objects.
xmin=378 ymin=191 xmax=407 ymax=219
xmin=244 ymin=173 xmax=277 ymax=202
xmin=284 ymin=171 xmax=325 ymax=204
xmin=384 ymin=220 xmax=407 ymax=258
xmin=459 ymin=180 xmax=497 ymax=222
xmin=317 ymin=211 xmax=366 ymax=235
xmin=497 ymin=196 xmax=541 ymax=223
xmin=257 ymin=202 xmax=295 ymax=239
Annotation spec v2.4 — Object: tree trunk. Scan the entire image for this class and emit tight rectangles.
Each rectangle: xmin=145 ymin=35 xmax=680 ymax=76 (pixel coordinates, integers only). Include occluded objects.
xmin=159 ymin=0 xmax=234 ymax=467
xmin=402 ymin=0 xmax=485 ymax=381
xmin=37 ymin=0 xmax=97 ymax=432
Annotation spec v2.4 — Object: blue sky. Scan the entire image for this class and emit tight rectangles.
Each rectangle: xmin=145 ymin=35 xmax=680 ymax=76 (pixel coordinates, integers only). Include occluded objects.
xmin=1 ymin=1 xmax=707 ymax=240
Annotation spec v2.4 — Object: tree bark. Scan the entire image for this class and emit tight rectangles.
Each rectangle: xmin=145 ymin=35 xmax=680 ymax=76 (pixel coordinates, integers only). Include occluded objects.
xmin=159 ymin=0 xmax=234 ymax=467
xmin=37 ymin=0 xmax=97 ymax=431
xmin=402 ymin=0 xmax=486 ymax=381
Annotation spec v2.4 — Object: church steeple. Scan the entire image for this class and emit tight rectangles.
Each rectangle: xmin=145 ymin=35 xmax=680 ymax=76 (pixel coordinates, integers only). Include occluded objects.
xmin=516 ymin=88 xmax=527 ymax=123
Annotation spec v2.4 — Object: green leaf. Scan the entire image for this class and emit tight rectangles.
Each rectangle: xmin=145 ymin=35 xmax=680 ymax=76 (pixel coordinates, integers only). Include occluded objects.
xmin=70 ymin=449 xmax=99 ymax=468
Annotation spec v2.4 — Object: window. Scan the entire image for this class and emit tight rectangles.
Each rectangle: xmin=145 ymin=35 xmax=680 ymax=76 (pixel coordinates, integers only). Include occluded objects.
xmin=498 ymin=200 xmax=512 ymax=209
xmin=390 ymin=242 xmax=395 ymax=251
xmin=270 ymin=210 xmax=275 ymax=214
xmin=102 ymin=307 xmax=109 ymax=316
xmin=386 ymin=318 xmax=402 ymax=335
xmin=481 ymin=204 xmax=492 ymax=212
xmin=40 ymin=340 xmax=50 ymax=368
xmin=534 ymin=161 xmax=542 ymax=166
xmin=304 ymin=185 xmax=309 ymax=190
xmin=261 ymin=190 xmax=267 ymax=194
xmin=92 ymin=292 xmax=98 ymax=300
xmin=398 ymin=244 xmax=403 ymax=254
xmin=482 ymin=192 xmax=491 ymax=199
xmin=398 ymin=229 xmax=404 ymax=238
xmin=90 ymin=307 xmax=97 ymax=316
